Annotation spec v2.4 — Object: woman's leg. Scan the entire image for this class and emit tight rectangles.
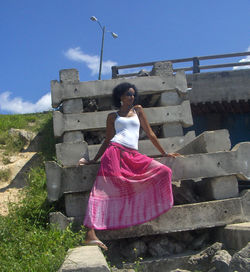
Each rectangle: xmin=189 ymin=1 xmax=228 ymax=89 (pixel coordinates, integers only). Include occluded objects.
xmin=85 ymin=228 xmax=108 ymax=250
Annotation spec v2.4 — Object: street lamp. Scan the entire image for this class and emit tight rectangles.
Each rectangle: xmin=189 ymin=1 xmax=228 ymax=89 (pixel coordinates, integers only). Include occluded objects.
xmin=90 ymin=16 xmax=118 ymax=80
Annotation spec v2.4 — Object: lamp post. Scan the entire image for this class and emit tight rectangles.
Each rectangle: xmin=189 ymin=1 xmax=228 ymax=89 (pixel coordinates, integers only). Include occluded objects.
xmin=90 ymin=16 xmax=118 ymax=80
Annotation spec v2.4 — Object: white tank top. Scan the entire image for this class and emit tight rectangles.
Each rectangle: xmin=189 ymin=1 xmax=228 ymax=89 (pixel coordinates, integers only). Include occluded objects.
xmin=111 ymin=110 xmax=140 ymax=150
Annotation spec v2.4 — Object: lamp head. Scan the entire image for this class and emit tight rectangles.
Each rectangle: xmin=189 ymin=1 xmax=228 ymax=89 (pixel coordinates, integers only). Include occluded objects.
xmin=90 ymin=16 xmax=97 ymax=22
xmin=111 ymin=32 xmax=118 ymax=39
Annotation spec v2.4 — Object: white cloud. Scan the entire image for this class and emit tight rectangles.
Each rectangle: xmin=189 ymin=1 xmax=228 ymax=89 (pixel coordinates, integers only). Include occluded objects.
xmin=64 ymin=47 xmax=117 ymax=76
xmin=233 ymin=46 xmax=250 ymax=70
xmin=0 ymin=92 xmax=52 ymax=114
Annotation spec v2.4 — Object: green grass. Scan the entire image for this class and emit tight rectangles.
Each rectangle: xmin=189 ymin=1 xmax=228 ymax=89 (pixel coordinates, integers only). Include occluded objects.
xmin=0 ymin=168 xmax=11 ymax=182
xmin=0 ymin=112 xmax=85 ymax=271
xmin=0 ymin=112 xmax=55 ymax=156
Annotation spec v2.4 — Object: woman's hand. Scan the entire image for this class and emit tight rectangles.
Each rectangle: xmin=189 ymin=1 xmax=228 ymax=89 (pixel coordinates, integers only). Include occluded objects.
xmin=78 ymin=158 xmax=89 ymax=166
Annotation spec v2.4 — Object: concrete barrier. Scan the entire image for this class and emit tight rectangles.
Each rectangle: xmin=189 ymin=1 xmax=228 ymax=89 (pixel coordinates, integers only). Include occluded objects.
xmin=58 ymin=246 xmax=110 ymax=271
xmin=45 ymin=142 xmax=250 ymax=201
xmin=52 ymin=101 xmax=193 ymax=137
xmin=51 ymin=73 xmax=188 ymax=108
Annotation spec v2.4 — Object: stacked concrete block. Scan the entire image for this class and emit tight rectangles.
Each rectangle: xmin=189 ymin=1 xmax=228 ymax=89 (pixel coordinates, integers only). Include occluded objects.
xmin=46 ymin=67 xmax=250 ymax=244
xmin=151 ymin=62 xmax=190 ymax=138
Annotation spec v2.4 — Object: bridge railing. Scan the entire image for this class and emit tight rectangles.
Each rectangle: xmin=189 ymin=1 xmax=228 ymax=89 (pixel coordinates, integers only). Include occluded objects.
xmin=112 ymin=51 xmax=250 ymax=78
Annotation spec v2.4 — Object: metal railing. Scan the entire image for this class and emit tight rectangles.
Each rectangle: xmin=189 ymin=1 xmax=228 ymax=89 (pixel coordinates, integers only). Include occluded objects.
xmin=112 ymin=51 xmax=250 ymax=78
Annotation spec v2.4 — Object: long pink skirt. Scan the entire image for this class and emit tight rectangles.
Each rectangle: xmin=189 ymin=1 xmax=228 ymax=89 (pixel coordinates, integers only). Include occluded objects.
xmin=84 ymin=142 xmax=173 ymax=230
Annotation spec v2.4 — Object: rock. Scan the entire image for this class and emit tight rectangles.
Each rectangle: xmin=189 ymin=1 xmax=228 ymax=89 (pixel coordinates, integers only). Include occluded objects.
xmin=229 ymin=242 xmax=250 ymax=272
xmin=169 ymin=270 xmax=191 ymax=272
xmin=120 ymin=240 xmax=147 ymax=261
xmin=148 ymin=237 xmax=185 ymax=257
xmin=211 ymin=249 xmax=231 ymax=272
xmin=188 ymin=242 xmax=223 ymax=271
xmin=189 ymin=232 xmax=210 ymax=250
xmin=9 ymin=128 xmax=36 ymax=143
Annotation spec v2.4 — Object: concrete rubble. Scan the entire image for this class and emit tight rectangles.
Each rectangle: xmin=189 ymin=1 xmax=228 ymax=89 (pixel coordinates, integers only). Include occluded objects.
xmin=45 ymin=66 xmax=250 ymax=271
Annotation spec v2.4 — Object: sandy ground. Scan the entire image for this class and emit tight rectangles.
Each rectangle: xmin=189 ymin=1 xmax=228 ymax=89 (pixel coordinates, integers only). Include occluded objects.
xmin=0 ymin=151 xmax=37 ymax=216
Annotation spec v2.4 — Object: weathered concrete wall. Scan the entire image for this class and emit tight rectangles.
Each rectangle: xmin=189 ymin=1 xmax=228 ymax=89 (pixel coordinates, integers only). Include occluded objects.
xmin=186 ymin=69 xmax=250 ymax=104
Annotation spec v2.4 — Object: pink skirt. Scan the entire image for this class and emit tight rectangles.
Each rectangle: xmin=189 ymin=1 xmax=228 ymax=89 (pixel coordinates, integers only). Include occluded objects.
xmin=84 ymin=142 xmax=173 ymax=230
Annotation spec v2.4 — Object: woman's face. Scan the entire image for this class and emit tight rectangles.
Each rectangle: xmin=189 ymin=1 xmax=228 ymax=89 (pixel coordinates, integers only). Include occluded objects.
xmin=120 ymin=88 xmax=135 ymax=106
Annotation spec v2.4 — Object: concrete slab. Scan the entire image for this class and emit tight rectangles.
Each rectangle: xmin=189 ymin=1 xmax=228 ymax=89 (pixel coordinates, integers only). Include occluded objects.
xmin=58 ymin=245 xmax=110 ymax=271
xmin=177 ymin=129 xmax=231 ymax=155
xmin=201 ymin=175 xmax=239 ymax=200
xmin=95 ymin=190 xmax=250 ymax=240
xmin=215 ymin=222 xmax=250 ymax=251
xmin=56 ymin=141 xmax=89 ymax=167
xmin=51 ymin=73 xmax=187 ymax=108
xmin=62 ymin=98 xmax=83 ymax=114
xmin=45 ymin=142 xmax=250 ymax=200
xmin=88 ymin=131 xmax=196 ymax=160
xmin=53 ymin=101 xmax=193 ymax=137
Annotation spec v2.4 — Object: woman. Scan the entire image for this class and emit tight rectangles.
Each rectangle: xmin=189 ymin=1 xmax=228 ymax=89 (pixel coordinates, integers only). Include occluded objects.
xmin=79 ymin=82 xmax=180 ymax=250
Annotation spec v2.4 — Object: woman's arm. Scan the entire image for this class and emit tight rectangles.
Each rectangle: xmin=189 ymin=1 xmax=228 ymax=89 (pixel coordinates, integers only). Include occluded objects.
xmin=135 ymin=105 xmax=180 ymax=158
xmin=79 ymin=112 xmax=116 ymax=165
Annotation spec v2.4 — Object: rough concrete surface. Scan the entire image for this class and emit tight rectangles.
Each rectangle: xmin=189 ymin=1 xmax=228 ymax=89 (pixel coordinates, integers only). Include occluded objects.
xmin=58 ymin=246 xmax=110 ymax=271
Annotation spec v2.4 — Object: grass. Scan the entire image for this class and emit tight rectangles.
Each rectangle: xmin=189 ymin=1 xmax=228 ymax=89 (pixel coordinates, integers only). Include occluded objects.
xmin=0 ymin=168 xmax=11 ymax=182
xmin=0 ymin=112 xmax=85 ymax=272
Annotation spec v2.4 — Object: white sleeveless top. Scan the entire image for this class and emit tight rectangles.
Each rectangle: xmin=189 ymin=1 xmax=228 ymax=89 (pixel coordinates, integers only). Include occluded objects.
xmin=110 ymin=110 xmax=140 ymax=150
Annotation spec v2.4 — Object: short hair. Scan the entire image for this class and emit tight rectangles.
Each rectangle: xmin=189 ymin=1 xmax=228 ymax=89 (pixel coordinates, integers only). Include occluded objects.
xmin=112 ymin=82 xmax=139 ymax=108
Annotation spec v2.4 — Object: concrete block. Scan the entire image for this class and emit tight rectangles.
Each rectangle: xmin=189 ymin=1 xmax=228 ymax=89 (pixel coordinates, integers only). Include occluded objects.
xmin=49 ymin=212 xmax=74 ymax=230
xmin=160 ymin=91 xmax=182 ymax=106
xmin=63 ymin=131 xmax=84 ymax=143
xmin=62 ymin=98 xmax=83 ymax=114
xmin=51 ymin=74 xmax=187 ymax=108
xmin=159 ymin=142 xmax=250 ymax=181
xmin=162 ymin=123 xmax=184 ymax=137
xmin=96 ymin=190 xmax=250 ymax=240
xmin=59 ymin=69 xmax=79 ymax=83
xmin=177 ymin=129 xmax=231 ymax=155
xmin=151 ymin=61 xmax=173 ymax=76
xmin=65 ymin=192 xmax=89 ymax=217
xmin=56 ymin=142 xmax=89 ymax=167
xmin=45 ymin=161 xmax=62 ymax=201
xmin=58 ymin=246 xmax=110 ymax=272
xmin=186 ymin=69 xmax=250 ymax=104
xmin=88 ymin=131 xmax=196 ymax=160
xmin=201 ymin=175 xmax=239 ymax=200
xmin=53 ymin=101 xmax=193 ymax=137
xmin=215 ymin=222 xmax=250 ymax=251
xmin=45 ymin=142 xmax=250 ymax=200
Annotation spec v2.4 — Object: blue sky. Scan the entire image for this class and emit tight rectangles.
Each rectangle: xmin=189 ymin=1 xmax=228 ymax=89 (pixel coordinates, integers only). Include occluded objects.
xmin=0 ymin=0 xmax=249 ymax=114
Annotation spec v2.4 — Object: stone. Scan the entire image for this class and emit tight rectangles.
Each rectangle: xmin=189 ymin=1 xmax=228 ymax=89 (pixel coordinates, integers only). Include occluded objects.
xmin=162 ymin=123 xmax=184 ymax=137
xmin=58 ymin=245 xmax=110 ymax=271
xmin=211 ymin=249 xmax=232 ymax=272
xmin=229 ymin=242 xmax=250 ymax=272
xmin=177 ymin=129 xmax=231 ymax=155
xmin=215 ymin=222 xmax=250 ymax=251
xmin=9 ymin=128 xmax=36 ymax=144
xmin=52 ymin=101 xmax=193 ymax=137
xmin=63 ymin=131 xmax=84 ymax=143
xmin=59 ymin=69 xmax=79 ymax=83
xmin=49 ymin=212 xmax=73 ymax=230
xmin=201 ymin=175 xmax=239 ymax=200
xmin=62 ymin=98 xmax=83 ymax=114
xmin=189 ymin=232 xmax=210 ymax=250
xmin=151 ymin=61 xmax=173 ymax=76
xmin=187 ymin=242 xmax=223 ymax=271
xmin=64 ymin=192 xmax=89 ymax=217
xmin=55 ymin=141 xmax=89 ymax=167
xmin=160 ymin=91 xmax=183 ymax=106
xmin=51 ymin=73 xmax=187 ymax=108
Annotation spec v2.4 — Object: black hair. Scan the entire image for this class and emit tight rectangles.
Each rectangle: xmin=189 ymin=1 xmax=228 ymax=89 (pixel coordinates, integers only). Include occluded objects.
xmin=112 ymin=82 xmax=139 ymax=108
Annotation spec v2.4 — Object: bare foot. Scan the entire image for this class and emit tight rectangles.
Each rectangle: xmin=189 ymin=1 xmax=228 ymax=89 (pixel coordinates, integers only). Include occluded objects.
xmin=85 ymin=239 xmax=108 ymax=251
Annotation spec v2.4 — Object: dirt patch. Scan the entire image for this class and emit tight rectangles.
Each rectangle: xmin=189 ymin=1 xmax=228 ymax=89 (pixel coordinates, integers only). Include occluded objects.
xmin=0 ymin=151 xmax=37 ymax=216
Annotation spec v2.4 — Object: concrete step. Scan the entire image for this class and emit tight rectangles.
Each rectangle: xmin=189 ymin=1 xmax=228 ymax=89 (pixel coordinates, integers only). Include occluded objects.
xmin=53 ymin=101 xmax=193 ymax=137
xmin=46 ymin=142 xmax=250 ymax=201
xmin=58 ymin=245 xmax=110 ymax=271
xmin=51 ymin=71 xmax=188 ymax=108
xmin=215 ymin=222 xmax=250 ymax=251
